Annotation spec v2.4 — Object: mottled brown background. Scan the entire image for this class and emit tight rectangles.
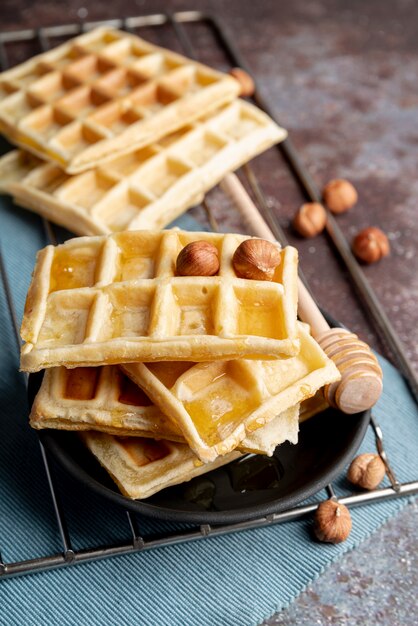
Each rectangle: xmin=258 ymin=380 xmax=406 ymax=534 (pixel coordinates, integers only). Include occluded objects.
xmin=2 ymin=1 xmax=417 ymax=624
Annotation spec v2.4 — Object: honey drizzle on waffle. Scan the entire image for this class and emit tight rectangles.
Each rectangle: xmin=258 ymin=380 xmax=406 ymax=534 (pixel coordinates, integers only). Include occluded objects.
xmin=122 ymin=323 xmax=340 ymax=462
xmin=20 ymin=230 xmax=300 ymax=372
xmin=31 ymin=361 xmax=301 ymax=457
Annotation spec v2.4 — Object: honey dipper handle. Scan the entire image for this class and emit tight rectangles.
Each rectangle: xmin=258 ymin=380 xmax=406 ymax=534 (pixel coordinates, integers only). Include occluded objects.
xmin=220 ymin=172 xmax=330 ymax=336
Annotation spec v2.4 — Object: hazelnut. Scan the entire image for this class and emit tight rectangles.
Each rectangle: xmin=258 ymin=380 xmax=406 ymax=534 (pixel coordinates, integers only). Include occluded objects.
xmin=176 ymin=241 xmax=219 ymax=276
xmin=314 ymin=499 xmax=352 ymax=544
xmin=323 ymin=179 xmax=358 ymax=214
xmin=352 ymin=227 xmax=390 ymax=264
xmin=229 ymin=67 xmax=255 ymax=97
xmin=293 ymin=202 xmax=327 ymax=238
xmin=232 ymin=238 xmax=281 ymax=281
xmin=347 ymin=453 xmax=386 ymax=490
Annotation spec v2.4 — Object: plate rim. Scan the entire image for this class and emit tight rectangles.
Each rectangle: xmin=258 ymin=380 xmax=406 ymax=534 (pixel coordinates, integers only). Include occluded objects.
xmin=39 ymin=409 xmax=370 ymax=524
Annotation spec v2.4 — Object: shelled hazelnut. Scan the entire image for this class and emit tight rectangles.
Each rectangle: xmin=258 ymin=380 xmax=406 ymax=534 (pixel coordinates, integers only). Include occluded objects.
xmin=293 ymin=202 xmax=327 ymax=238
xmin=314 ymin=499 xmax=352 ymax=544
xmin=229 ymin=67 xmax=255 ymax=97
xmin=176 ymin=241 xmax=220 ymax=276
xmin=232 ymin=238 xmax=281 ymax=280
xmin=352 ymin=227 xmax=390 ymax=264
xmin=323 ymin=179 xmax=358 ymax=214
xmin=347 ymin=453 xmax=386 ymax=490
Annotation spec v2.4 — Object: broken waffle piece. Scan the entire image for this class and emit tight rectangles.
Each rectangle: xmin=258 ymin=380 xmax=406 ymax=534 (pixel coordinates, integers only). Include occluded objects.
xmin=30 ymin=365 xmax=183 ymax=441
xmin=299 ymin=390 xmax=330 ymax=423
xmin=81 ymin=432 xmax=242 ymax=499
xmin=30 ymin=361 xmax=301 ymax=456
xmin=122 ymin=323 xmax=340 ymax=462
xmin=239 ymin=404 xmax=299 ymax=456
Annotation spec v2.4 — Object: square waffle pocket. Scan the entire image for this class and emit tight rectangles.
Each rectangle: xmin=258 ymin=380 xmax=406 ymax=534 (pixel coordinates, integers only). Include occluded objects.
xmin=0 ymin=27 xmax=240 ymax=173
xmin=20 ymin=230 xmax=300 ymax=372
xmin=81 ymin=432 xmax=242 ymax=500
xmin=0 ymin=100 xmax=286 ymax=235
xmin=30 ymin=365 xmax=183 ymax=441
xmin=122 ymin=323 xmax=340 ymax=462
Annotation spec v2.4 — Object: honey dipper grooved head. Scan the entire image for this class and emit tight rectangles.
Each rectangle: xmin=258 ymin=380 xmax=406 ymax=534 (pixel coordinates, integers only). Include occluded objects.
xmin=335 ymin=371 xmax=383 ymax=414
xmin=317 ymin=329 xmax=383 ymax=413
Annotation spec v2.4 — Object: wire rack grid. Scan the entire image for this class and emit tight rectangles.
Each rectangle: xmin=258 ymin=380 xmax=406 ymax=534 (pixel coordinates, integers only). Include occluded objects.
xmin=0 ymin=11 xmax=417 ymax=580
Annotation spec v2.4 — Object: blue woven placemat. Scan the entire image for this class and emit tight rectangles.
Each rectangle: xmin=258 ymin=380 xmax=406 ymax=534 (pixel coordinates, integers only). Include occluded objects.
xmin=0 ymin=195 xmax=417 ymax=626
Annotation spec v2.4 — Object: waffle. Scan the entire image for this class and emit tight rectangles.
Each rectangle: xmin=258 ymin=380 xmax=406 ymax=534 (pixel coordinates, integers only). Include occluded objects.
xmin=30 ymin=360 xmax=301 ymax=455
xmin=81 ymin=431 xmax=242 ymax=500
xmin=122 ymin=323 xmax=340 ymax=462
xmin=0 ymin=27 xmax=240 ymax=173
xmin=239 ymin=404 xmax=299 ymax=456
xmin=0 ymin=100 xmax=286 ymax=235
xmin=299 ymin=391 xmax=329 ymax=423
xmin=20 ymin=229 xmax=299 ymax=372
xmin=30 ymin=365 xmax=183 ymax=441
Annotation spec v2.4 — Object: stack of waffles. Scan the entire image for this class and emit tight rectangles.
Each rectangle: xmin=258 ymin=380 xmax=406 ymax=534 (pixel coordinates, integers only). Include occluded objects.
xmin=0 ymin=26 xmax=287 ymax=233
xmin=3 ymin=27 xmax=341 ymax=500
xmin=21 ymin=229 xmax=340 ymax=499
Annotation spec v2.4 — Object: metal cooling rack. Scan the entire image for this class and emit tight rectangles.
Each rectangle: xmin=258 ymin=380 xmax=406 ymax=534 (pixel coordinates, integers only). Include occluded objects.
xmin=1 ymin=11 xmax=418 ymax=579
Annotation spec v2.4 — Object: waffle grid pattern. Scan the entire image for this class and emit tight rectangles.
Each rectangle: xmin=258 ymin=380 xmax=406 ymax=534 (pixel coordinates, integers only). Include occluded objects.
xmin=0 ymin=101 xmax=286 ymax=235
xmin=0 ymin=27 xmax=240 ymax=172
xmin=81 ymin=431 xmax=242 ymax=499
xmin=122 ymin=323 xmax=340 ymax=462
xmin=32 ymin=363 xmax=303 ymax=460
xmin=20 ymin=230 xmax=299 ymax=371
xmin=30 ymin=365 xmax=183 ymax=440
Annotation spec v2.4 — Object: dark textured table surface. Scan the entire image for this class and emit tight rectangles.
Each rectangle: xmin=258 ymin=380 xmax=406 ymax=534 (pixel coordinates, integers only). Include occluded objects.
xmin=2 ymin=1 xmax=418 ymax=624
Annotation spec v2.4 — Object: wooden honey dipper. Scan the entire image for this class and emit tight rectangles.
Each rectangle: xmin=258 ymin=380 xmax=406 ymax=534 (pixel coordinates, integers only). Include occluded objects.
xmin=220 ymin=172 xmax=383 ymax=414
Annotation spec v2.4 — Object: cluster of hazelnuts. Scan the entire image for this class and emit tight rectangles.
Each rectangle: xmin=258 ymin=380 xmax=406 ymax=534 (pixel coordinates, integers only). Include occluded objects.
xmin=228 ymin=66 xmax=390 ymax=267
xmin=292 ymin=179 xmax=390 ymax=265
xmin=176 ymin=238 xmax=281 ymax=280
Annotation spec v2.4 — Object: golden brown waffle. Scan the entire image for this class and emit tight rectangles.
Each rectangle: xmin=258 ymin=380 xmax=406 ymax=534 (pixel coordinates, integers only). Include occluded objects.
xmin=30 ymin=365 xmax=183 ymax=440
xmin=0 ymin=101 xmax=286 ymax=235
xmin=299 ymin=391 xmax=329 ymax=423
xmin=122 ymin=323 xmax=340 ymax=462
xmin=239 ymin=405 xmax=299 ymax=456
xmin=20 ymin=230 xmax=299 ymax=372
xmin=81 ymin=432 xmax=241 ymax=499
xmin=0 ymin=27 xmax=240 ymax=173
xmin=30 ymin=362 xmax=300 ymax=455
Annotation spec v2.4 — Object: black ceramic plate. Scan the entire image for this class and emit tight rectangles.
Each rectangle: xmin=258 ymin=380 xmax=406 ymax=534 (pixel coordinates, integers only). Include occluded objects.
xmin=29 ymin=380 xmax=370 ymax=525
